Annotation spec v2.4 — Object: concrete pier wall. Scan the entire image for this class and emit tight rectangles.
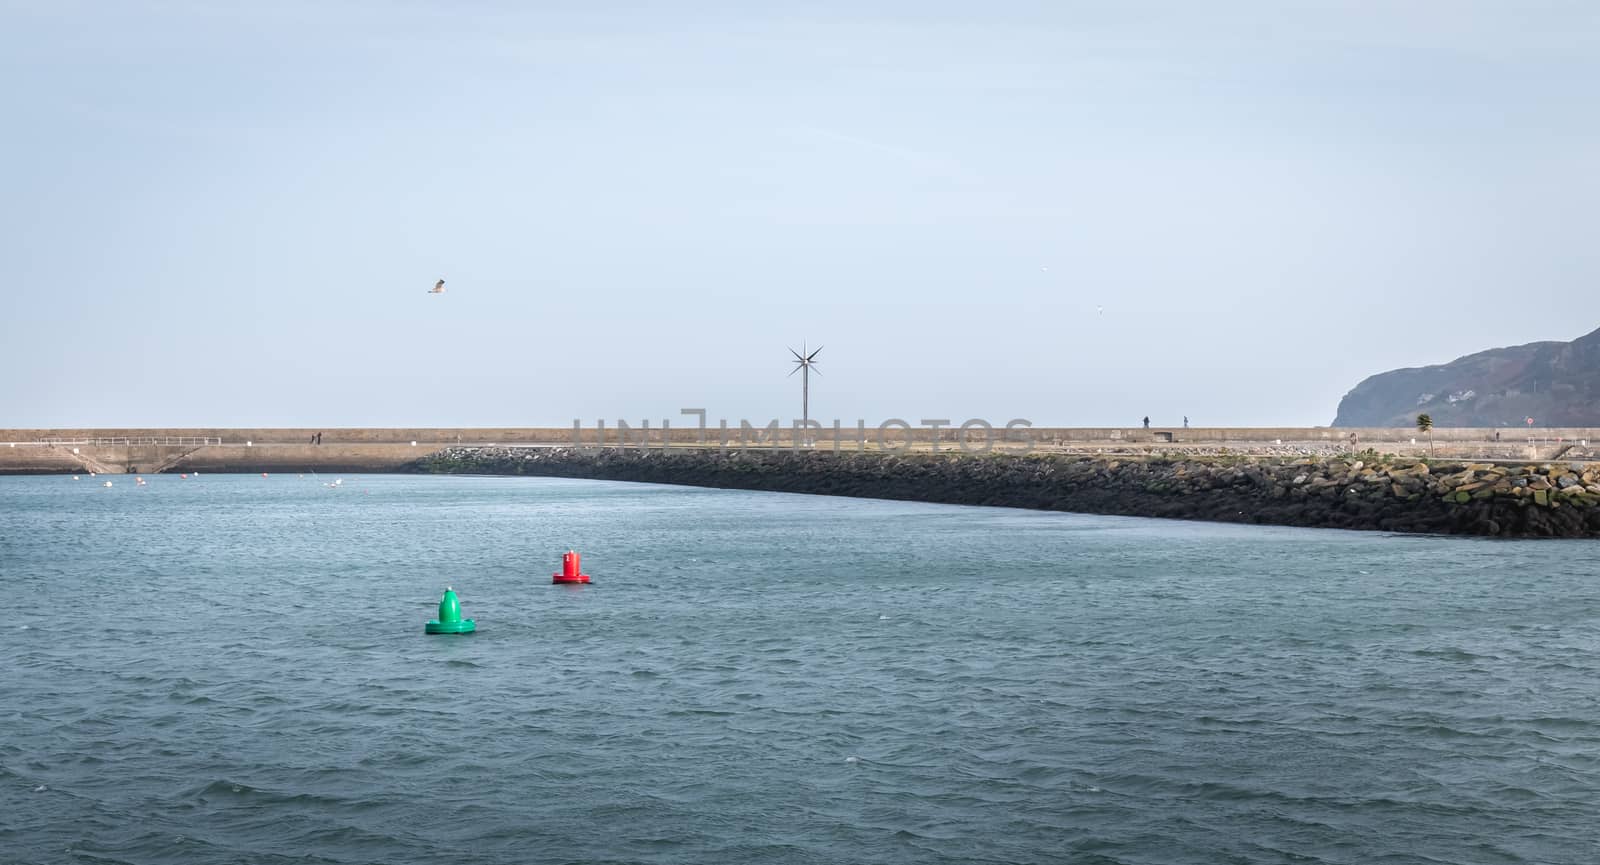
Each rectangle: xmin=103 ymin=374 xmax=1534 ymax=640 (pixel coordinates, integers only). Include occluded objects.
xmin=1 ymin=427 xmax=1595 ymax=474
xmin=6 ymin=425 xmax=1597 ymax=446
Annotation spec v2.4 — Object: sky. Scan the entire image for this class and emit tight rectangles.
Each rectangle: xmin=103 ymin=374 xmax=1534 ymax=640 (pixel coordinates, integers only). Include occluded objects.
xmin=3 ymin=1 xmax=1598 ymax=428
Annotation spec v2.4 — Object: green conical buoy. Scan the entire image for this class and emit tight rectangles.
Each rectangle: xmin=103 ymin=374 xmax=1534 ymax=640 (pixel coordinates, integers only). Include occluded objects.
xmin=425 ymin=586 xmax=476 ymax=634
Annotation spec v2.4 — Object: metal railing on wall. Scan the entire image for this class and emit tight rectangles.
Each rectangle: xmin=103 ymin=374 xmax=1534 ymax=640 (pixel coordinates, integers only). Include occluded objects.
xmin=7 ymin=437 xmax=225 ymax=447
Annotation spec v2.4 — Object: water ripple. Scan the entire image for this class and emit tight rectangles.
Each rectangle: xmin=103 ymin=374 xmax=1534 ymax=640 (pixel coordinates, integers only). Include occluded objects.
xmin=1 ymin=474 xmax=1598 ymax=864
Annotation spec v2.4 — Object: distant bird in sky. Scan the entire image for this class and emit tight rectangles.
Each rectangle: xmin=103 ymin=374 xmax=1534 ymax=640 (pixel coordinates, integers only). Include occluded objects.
xmin=428 ymin=279 xmax=445 ymax=294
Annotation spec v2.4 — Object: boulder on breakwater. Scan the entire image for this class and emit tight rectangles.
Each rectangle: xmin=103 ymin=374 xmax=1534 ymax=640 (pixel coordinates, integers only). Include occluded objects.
xmin=413 ymin=447 xmax=1600 ymax=538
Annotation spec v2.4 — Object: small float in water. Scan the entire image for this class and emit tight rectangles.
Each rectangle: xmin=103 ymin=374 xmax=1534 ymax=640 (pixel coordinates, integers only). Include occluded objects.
xmin=553 ymin=550 xmax=592 ymax=584
xmin=425 ymin=586 xmax=476 ymax=634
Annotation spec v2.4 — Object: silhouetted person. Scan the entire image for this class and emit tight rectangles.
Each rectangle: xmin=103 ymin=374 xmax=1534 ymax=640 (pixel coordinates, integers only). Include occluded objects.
xmin=1183 ymin=416 xmax=1189 ymax=429
xmin=309 ymin=434 xmax=316 ymax=444
xmin=1143 ymin=416 xmax=1150 ymax=429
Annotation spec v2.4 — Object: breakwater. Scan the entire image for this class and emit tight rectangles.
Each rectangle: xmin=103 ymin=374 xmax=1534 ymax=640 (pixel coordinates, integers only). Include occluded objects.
xmin=415 ymin=447 xmax=1600 ymax=538
xmin=5 ymin=426 xmax=1598 ymax=473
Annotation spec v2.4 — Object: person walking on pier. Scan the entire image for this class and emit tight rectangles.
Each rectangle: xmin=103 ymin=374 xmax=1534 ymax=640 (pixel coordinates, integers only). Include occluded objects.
xmin=1143 ymin=416 xmax=1150 ymax=429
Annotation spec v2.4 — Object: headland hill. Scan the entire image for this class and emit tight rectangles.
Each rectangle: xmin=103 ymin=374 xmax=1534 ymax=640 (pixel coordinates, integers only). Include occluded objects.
xmin=1334 ymin=324 xmax=1600 ymax=427
xmin=6 ymin=424 xmax=1600 ymax=538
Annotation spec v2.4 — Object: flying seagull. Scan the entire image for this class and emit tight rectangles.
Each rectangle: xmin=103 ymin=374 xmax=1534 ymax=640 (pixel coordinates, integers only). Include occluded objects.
xmin=428 ymin=279 xmax=445 ymax=294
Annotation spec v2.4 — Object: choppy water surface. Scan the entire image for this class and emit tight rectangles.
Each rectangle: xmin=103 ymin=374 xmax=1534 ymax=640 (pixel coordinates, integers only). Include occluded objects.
xmin=2 ymin=474 xmax=1598 ymax=864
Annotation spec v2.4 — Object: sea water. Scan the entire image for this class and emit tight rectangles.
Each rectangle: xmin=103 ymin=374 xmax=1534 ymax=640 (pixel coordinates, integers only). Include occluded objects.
xmin=2 ymin=474 xmax=1597 ymax=864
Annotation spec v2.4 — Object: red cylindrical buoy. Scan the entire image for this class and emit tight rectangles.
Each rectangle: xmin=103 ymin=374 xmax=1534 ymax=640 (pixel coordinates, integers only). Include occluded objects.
xmin=552 ymin=550 xmax=591 ymax=584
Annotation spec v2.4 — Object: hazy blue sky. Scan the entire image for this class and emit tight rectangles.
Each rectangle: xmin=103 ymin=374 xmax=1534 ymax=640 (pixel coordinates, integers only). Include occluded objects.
xmin=4 ymin=1 xmax=1597 ymax=427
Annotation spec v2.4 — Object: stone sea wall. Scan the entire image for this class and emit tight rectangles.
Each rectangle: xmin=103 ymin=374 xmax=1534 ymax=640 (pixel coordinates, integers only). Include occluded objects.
xmin=414 ymin=447 xmax=1600 ymax=538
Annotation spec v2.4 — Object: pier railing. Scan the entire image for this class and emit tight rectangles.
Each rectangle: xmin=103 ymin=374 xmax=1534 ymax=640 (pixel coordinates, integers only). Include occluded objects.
xmin=12 ymin=437 xmax=224 ymax=447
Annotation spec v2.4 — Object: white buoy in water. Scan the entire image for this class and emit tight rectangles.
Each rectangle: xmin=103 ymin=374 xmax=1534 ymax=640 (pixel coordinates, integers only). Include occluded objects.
xmin=103 ymin=480 xmax=113 ymax=487
xmin=72 ymin=476 xmax=79 ymax=481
